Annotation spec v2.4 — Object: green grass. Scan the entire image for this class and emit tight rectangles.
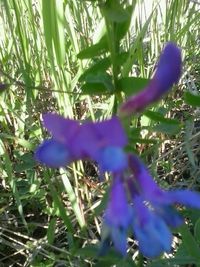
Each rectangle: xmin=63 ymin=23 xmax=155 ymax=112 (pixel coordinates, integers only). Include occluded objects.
xmin=0 ymin=0 xmax=200 ymax=266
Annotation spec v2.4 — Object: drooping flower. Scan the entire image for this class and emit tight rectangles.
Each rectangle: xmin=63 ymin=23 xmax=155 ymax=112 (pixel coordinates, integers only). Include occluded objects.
xmin=100 ymin=153 xmax=200 ymax=258
xmin=128 ymin=154 xmax=200 ymax=258
xmin=35 ymin=113 xmax=128 ymax=173
xmin=132 ymin=196 xmax=172 ymax=258
xmin=120 ymin=42 xmax=182 ymax=116
xmin=100 ymin=175 xmax=132 ymax=255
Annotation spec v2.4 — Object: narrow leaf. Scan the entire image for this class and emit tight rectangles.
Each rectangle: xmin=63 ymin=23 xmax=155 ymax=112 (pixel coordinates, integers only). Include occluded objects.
xmin=117 ymin=77 xmax=149 ymax=96
xmin=47 ymin=217 xmax=57 ymax=244
xmin=184 ymin=91 xmax=200 ymax=107
xmin=77 ymin=36 xmax=108 ymax=59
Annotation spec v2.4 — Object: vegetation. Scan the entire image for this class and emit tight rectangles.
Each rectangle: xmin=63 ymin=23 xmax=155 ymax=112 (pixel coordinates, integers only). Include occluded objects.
xmin=0 ymin=0 xmax=200 ymax=266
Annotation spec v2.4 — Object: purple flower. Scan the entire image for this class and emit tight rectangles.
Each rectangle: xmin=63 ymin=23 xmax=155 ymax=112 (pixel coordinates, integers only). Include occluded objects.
xmin=34 ymin=41 xmax=199 ymax=260
xmin=120 ymin=42 xmax=182 ymax=116
xmin=100 ymin=175 xmax=132 ymax=255
xmin=100 ymin=154 xmax=200 ymax=258
xmin=35 ymin=113 xmax=127 ymax=172
xmin=132 ymin=196 xmax=172 ymax=258
xmin=128 ymin=154 xmax=200 ymax=257
xmin=35 ymin=139 xmax=71 ymax=168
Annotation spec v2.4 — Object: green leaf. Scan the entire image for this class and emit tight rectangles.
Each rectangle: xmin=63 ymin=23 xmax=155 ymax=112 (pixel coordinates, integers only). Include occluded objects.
xmin=60 ymin=169 xmax=85 ymax=228
xmin=47 ymin=217 xmax=57 ymax=244
xmin=116 ymin=52 xmax=130 ymax=67
xmin=103 ymin=4 xmax=133 ymax=41
xmin=81 ymin=73 xmax=114 ymax=95
xmin=76 ymin=245 xmax=98 ymax=258
xmin=179 ymin=224 xmax=200 ymax=264
xmin=3 ymin=150 xmax=27 ymax=227
xmin=79 ymin=58 xmax=111 ymax=82
xmin=122 ymin=10 xmax=154 ymax=76
xmin=144 ymin=110 xmax=182 ymax=135
xmin=51 ymin=0 xmax=65 ymax=66
xmin=185 ymin=120 xmax=196 ymax=168
xmin=45 ymin=171 xmax=74 ymax=234
xmin=194 ymin=218 xmax=200 ymax=244
xmin=144 ymin=110 xmax=180 ymax=124
xmin=103 ymin=5 xmax=131 ymax=23
xmin=79 ymin=52 xmax=129 ymax=82
xmin=82 ymin=83 xmax=108 ymax=95
xmin=115 ymin=6 xmax=134 ymax=41
xmin=152 ymin=122 xmax=181 ymax=135
xmin=0 ymin=133 xmax=34 ymax=150
xmin=15 ymin=153 xmax=36 ymax=172
xmin=95 ymin=252 xmax=136 ymax=267
xmin=184 ymin=91 xmax=200 ymax=107
xmin=77 ymin=36 xmax=108 ymax=59
xmin=42 ymin=0 xmax=54 ymax=63
xmin=117 ymin=77 xmax=149 ymax=96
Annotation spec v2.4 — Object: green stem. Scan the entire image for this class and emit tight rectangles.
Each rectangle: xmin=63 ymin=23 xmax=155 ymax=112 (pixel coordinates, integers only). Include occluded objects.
xmin=102 ymin=3 xmax=120 ymax=113
xmin=138 ymin=252 xmax=144 ymax=267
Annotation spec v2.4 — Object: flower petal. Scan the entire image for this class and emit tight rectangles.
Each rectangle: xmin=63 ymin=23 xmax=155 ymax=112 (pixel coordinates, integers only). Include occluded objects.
xmin=98 ymin=222 xmax=111 ymax=256
xmin=98 ymin=146 xmax=127 ymax=173
xmin=120 ymin=42 xmax=182 ymax=115
xmin=133 ymin=197 xmax=172 ymax=258
xmin=128 ymin=154 xmax=165 ymax=201
xmin=94 ymin=116 xmax=127 ymax=147
xmin=111 ymin=227 xmax=127 ymax=256
xmin=167 ymin=190 xmax=200 ymax=209
xmin=73 ymin=122 xmax=100 ymax=159
xmin=104 ymin=176 xmax=132 ymax=228
xmin=155 ymin=205 xmax=183 ymax=228
xmin=42 ymin=113 xmax=79 ymax=144
xmin=154 ymin=42 xmax=182 ymax=90
xmin=35 ymin=139 xmax=70 ymax=167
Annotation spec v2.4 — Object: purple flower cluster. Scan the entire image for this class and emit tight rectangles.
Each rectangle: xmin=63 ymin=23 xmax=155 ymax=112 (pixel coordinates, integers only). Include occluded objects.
xmin=101 ymin=155 xmax=200 ymax=257
xmin=35 ymin=43 xmax=200 ymax=258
